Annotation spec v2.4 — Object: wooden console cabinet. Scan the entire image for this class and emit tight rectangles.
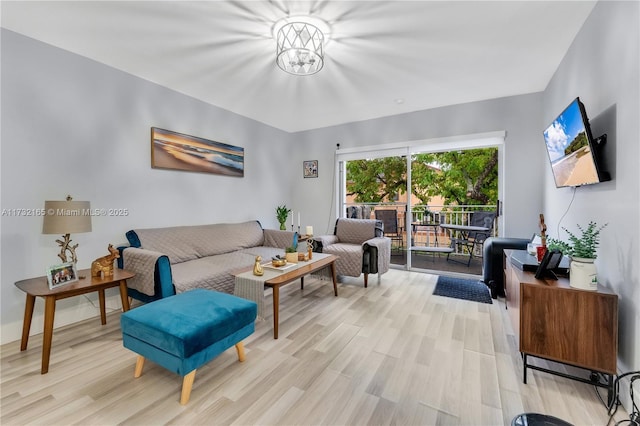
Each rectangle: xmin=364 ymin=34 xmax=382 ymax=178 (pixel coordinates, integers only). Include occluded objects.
xmin=504 ymin=250 xmax=618 ymax=399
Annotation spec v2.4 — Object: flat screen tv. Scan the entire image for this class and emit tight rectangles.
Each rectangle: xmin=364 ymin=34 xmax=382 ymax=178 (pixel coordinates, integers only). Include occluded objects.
xmin=543 ymin=97 xmax=609 ymax=187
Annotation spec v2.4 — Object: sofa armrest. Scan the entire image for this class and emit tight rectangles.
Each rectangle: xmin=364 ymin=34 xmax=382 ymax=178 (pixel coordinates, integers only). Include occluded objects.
xmin=263 ymin=229 xmax=298 ymax=249
xmin=313 ymin=235 xmax=339 ymax=253
xmin=121 ymin=247 xmax=175 ymax=302
xmin=363 ymin=237 xmax=391 ymax=274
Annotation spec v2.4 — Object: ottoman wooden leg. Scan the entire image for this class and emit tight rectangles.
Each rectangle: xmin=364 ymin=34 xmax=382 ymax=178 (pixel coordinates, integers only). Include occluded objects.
xmin=180 ymin=370 xmax=197 ymax=405
xmin=134 ymin=356 xmax=145 ymax=378
xmin=235 ymin=342 xmax=245 ymax=362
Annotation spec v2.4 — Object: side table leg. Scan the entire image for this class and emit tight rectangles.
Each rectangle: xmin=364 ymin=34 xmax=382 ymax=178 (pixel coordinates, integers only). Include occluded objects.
xmin=20 ymin=294 xmax=36 ymax=351
xmin=273 ymin=286 xmax=280 ymax=339
xmin=41 ymin=296 xmax=56 ymax=374
xmin=119 ymin=280 xmax=131 ymax=311
xmin=99 ymin=289 xmax=107 ymax=325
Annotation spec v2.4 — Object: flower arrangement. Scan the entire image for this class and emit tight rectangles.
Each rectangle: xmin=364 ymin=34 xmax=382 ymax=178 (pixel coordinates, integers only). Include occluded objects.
xmin=547 ymin=221 xmax=607 ymax=259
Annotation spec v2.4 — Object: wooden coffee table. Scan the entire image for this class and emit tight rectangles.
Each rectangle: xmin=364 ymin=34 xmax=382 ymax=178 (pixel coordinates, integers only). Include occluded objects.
xmin=15 ymin=268 xmax=134 ymax=373
xmin=235 ymin=254 xmax=338 ymax=339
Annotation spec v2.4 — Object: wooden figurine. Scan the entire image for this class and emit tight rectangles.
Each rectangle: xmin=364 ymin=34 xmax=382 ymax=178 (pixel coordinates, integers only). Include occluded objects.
xmin=539 ymin=213 xmax=547 ymax=247
xmin=91 ymin=244 xmax=120 ymax=278
xmin=253 ymin=256 xmax=264 ymax=276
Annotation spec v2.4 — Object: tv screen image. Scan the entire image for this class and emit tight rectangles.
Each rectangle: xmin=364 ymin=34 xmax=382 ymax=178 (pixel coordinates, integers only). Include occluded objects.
xmin=543 ymin=98 xmax=601 ymax=187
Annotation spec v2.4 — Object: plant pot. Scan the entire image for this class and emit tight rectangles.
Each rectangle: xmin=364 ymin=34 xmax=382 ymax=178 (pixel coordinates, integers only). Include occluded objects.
xmin=569 ymin=257 xmax=598 ymax=291
xmin=279 ymin=223 xmax=286 ymax=231
xmin=285 ymin=252 xmax=298 ymax=264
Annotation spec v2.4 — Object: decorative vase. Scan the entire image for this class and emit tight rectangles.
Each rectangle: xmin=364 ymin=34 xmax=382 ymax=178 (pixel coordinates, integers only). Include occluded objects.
xmin=279 ymin=222 xmax=286 ymax=231
xmin=569 ymin=257 xmax=598 ymax=291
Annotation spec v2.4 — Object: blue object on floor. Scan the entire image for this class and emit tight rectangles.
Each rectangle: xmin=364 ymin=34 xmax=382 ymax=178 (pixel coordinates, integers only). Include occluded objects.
xmin=121 ymin=289 xmax=257 ymax=404
xmin=433 ymin=275 xmax=493 ymax=304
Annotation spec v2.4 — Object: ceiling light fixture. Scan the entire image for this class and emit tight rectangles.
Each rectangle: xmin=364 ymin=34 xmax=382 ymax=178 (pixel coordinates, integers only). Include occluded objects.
xmin=274 ymin=16 xmax=329 ymax=76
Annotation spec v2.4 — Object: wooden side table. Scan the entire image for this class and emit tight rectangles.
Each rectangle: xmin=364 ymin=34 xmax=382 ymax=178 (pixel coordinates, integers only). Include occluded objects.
xmin=15 ymin=268 xmax=134 ymax=374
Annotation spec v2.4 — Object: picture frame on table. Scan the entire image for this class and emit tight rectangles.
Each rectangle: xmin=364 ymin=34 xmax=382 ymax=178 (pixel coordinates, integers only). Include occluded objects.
xmin=534 ymin=249 xmax=563 ymax=280
xmin=303 ymin=160 xmax=318 ymax=178
xmin=47 ymin=262 xmax=78 ymax=289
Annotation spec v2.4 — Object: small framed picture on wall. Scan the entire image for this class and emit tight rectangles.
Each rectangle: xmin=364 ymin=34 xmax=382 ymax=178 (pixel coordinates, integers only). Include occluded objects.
xmin=303 ymin=160 xmax=318 ymax=178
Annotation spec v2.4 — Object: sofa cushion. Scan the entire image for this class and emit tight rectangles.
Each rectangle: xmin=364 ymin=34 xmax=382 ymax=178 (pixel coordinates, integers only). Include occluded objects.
xmin=240 ymin=246 xmax=288 ymax=260
xmin=128 ymin=221 xmax=264 ymax=264
xmin=322 ymin=243 xmax=364 ymax=277
xmin=171 ymin=251 xmax=256 ymax=294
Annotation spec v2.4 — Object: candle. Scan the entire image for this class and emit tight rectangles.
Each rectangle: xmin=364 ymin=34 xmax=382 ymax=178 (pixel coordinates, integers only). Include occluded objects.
xmin=306 ymin=226 xmax=313 ymax=236
xmin=298 ymin=212 xmax=300 ymax=227
xmin=291 ymin=212 xmax=293 ymax=226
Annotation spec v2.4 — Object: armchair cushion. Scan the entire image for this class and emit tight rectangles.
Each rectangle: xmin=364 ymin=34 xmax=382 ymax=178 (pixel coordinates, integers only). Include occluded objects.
xmin=335 ymin=218 xmax=380 ymax=244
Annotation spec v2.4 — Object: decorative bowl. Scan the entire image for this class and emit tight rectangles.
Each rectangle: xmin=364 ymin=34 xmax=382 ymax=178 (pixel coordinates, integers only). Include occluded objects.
xmin=272 ymin=258 xmax=287 ymax=267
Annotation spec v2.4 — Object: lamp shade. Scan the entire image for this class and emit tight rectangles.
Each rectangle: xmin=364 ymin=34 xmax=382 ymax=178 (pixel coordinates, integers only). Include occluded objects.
xmin=42 ymin=200 xmax=92 ymax=234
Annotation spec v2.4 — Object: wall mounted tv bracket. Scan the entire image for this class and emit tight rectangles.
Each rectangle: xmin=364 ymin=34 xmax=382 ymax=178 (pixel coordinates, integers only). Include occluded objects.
xmin=592 ymin=133 xmax=611 ymax=182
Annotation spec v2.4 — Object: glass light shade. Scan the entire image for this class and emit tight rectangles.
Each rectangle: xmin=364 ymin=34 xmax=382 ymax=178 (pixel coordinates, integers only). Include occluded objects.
xmin=276 ymin=22 xmax=324 ymax=75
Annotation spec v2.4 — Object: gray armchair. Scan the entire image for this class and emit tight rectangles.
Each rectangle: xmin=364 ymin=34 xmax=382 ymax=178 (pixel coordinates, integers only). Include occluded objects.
xmin=313 ymin=218 xmax=391 ymax=288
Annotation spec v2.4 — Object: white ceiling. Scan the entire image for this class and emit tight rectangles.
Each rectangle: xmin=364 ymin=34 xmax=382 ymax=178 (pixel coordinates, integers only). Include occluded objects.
xmin=2 ymin=1 xmax=597 ymax=133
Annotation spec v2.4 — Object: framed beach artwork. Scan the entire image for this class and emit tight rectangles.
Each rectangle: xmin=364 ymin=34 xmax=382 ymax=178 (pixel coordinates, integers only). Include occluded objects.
xmin=151 ymin=127 xmax=244 ymax=177
xmin=303 ymin=160 xmax=318 ymax=178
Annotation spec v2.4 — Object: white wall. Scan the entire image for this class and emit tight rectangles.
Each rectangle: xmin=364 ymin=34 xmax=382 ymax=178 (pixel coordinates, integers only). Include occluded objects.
xmin=291 ymin=93 xmax=545 ymax=239
xmin=0 ymin=29 xmax=295 ymax=343
xmin=541 ymin=0 xmax=639 ymax=405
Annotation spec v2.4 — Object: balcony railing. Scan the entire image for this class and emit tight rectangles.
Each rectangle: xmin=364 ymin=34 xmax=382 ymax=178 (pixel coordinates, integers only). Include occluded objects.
xmin=345 ymin=202 xmax=498 ymax=257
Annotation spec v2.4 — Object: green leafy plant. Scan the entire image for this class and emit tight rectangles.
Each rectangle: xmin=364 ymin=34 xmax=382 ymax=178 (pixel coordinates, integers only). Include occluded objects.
xmin=548 ymin=221 xmax=607 ymax=259
xmin=285 ymin=246 xmax=297 ymax=253
xmin=275 ymin=205 xmax=291 ymax=230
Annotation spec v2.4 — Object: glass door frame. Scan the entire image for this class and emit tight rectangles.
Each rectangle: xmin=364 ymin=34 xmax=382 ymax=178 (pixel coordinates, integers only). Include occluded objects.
xmin=335 ymin=131 xmax=505 ymax=271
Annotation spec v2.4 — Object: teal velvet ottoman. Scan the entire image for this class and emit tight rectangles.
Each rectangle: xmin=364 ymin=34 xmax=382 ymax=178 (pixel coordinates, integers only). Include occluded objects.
xmin=120 ymin=288 xmax=257 ymax=404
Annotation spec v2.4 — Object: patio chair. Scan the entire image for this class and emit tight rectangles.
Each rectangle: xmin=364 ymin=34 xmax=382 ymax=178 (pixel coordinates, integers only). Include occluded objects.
xmin=374 ymin=209 xmax=404 ymax=253
xmin=447 ymin=211 xmax=496 ymax=266
xmin=313 ymin=218 xmax=391 ymax=287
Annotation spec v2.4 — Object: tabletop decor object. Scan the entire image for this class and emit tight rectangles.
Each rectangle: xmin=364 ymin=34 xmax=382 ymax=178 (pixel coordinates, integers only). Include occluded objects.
xmin=285 ymin=246 xmax=298 ymax=264
xmin=47 ymin=262 xmax=78 ymax=289
xmin=253 ymin=256 xmax=264 ymax=276
xmin=91 ymin=244 xmax=120 ymax=278
xmin=548 ymin=221 xmax=607 ymax=291
xmin=42 ymin=195 xmax=92 ymax=264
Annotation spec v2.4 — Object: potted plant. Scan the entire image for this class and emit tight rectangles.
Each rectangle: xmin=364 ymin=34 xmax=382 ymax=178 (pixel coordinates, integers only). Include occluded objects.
xmin=284 ymin=246 xmax=298 ymax=263
xmin=276 ymin=205 xmax=291 ymax=231
xmin=548 ymin=221 xmax=607 ymax=291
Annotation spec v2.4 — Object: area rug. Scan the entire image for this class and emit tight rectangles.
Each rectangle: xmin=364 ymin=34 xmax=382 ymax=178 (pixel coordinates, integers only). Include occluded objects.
xmin=433 ymin=275 xmax=493 ymax=304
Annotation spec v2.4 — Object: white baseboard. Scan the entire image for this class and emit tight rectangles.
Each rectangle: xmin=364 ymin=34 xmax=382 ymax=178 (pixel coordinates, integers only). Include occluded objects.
xmin=1 ymin=291 xmax=124 ymax=345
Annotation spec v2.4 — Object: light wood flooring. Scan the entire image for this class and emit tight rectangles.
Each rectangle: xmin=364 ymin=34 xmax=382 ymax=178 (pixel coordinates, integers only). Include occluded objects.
xmin=1 ymin=269 xmax=626 ymax=425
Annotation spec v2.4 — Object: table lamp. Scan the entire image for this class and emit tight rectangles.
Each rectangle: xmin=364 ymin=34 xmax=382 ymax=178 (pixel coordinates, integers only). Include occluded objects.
xmin=42 ymin=195 xmax=92 ymax=264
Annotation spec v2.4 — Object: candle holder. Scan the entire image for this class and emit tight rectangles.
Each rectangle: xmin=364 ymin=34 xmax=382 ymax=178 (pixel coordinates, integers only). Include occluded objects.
xmin=307 ymin=237 xmax=314 ymax=260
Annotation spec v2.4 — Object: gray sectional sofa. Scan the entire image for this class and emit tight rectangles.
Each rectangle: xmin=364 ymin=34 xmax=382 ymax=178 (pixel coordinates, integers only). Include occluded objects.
xmin=118 ymin=221 xmax=297 ymax=303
